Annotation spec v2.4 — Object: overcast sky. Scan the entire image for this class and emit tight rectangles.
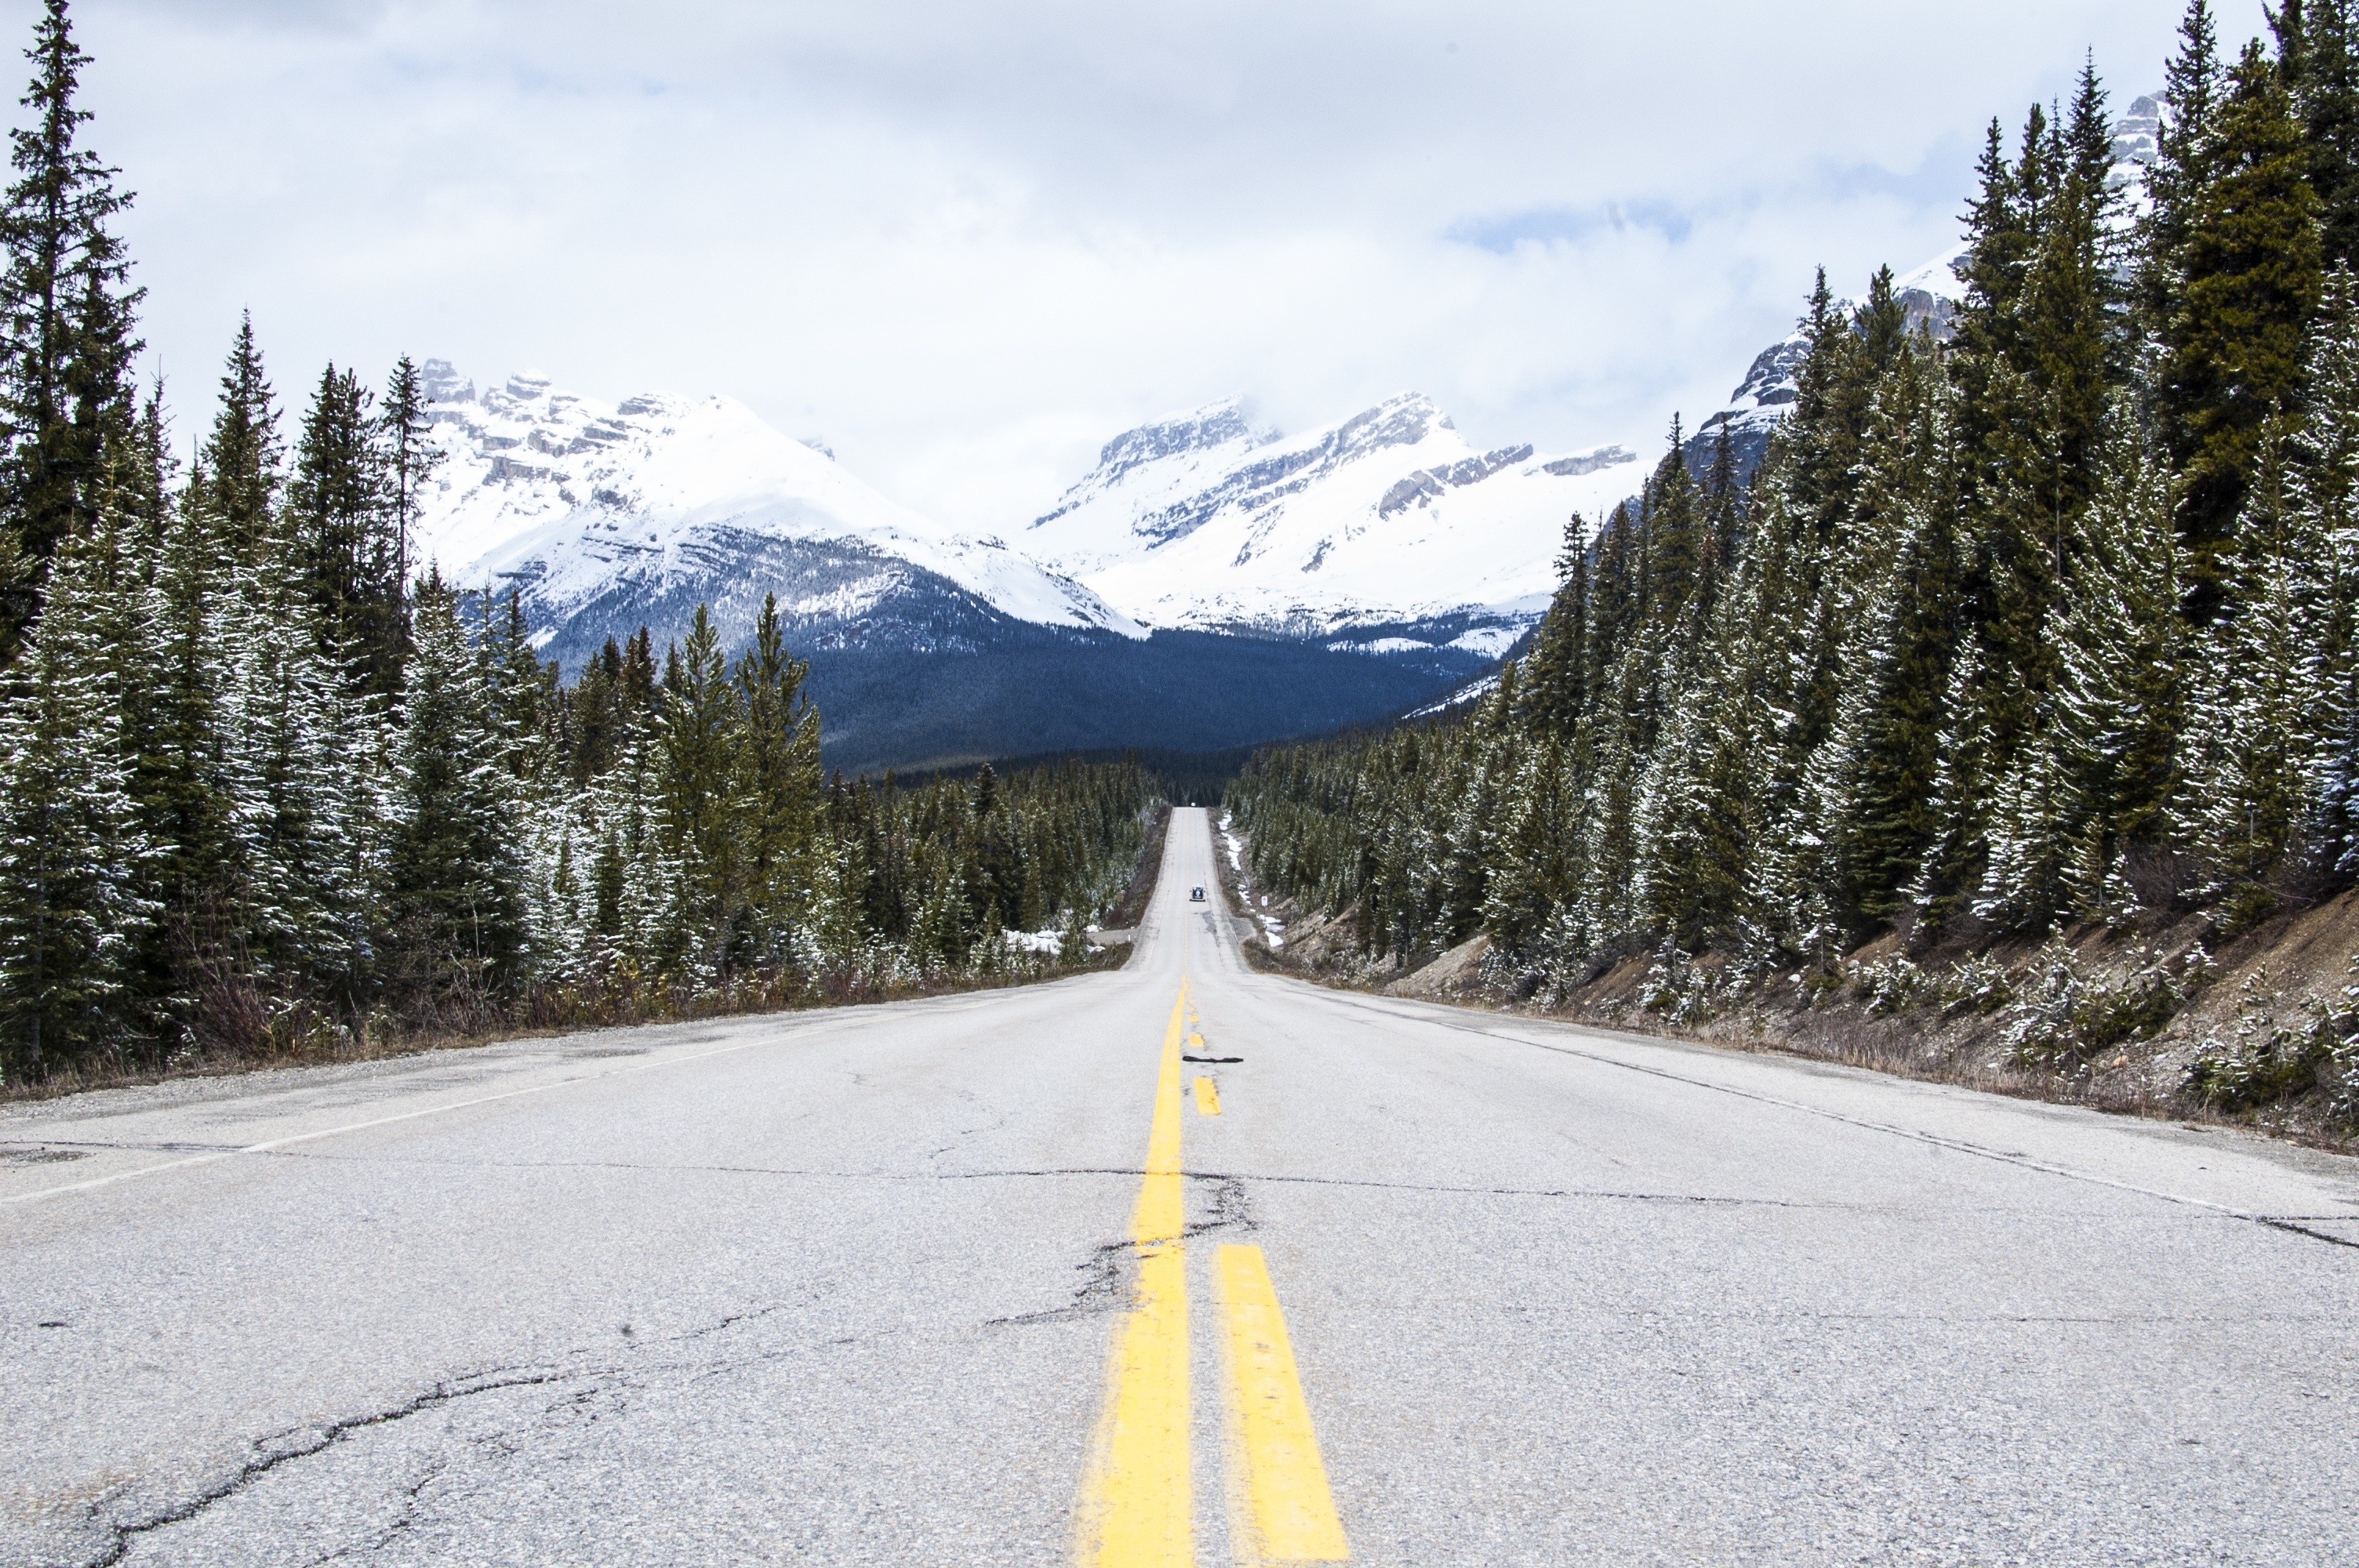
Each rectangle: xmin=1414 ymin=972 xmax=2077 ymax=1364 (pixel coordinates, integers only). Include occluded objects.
xmin=51 ymin=1 xmax=2255 ymax=530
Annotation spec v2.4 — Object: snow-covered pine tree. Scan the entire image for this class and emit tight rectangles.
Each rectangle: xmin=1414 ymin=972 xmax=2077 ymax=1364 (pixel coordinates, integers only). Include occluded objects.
xmin=0 ymin=510 xmax=152 ymax=1076
xmin=1808 ymin=336 xmax=1961 ymax=927
xmin=2186 ymin=436 xmax=2322 ymax=918
xmin=1972 ymin=706 xmax=2077 ymax=932
xmin=379 ymin=354 xmax=440 ymax=644
xmin=2303 ymin=265 xmax=2359 ymax=873
xmin=652 ymin=607 xmax=749 ymax=985
xmin=2274 ymin=0 xmax=2359 ymax=270
xmin=2157 ymin=36 xmax=2323 ymax=621
xmin=1478 ymin=735 xmax=1574 ymax=967
xmin=735 ymin=592 xmax=821 ymax=963
xmin=285 ymin=362 xmax=404 ymax=697
xmin=134 ymin=471 xmax=240 ymax=1001
xmin=380 ymin=575 xmax=528 ymax=1008
xmin=217 ymin=510 xmax=376 ymax=1004
xmin=2048 ymin=409 xmax=2190 ymax=918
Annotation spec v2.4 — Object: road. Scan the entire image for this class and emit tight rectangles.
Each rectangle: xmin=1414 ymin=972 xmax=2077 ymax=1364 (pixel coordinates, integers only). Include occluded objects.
xmin=2 ymin=806 xmax=2355 ymax=1566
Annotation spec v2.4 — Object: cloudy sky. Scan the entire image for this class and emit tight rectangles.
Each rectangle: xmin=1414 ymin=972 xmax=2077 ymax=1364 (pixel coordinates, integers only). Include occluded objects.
xmin=52 ymin=1 xmax=2251 ymax=529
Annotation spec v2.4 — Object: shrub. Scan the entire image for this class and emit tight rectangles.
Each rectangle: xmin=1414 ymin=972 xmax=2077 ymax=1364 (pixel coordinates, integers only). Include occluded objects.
xmin=1637 ymin=939 xmax=1714 ymax=1023
xmin=1846 ymin=953 xmax=1938 ymax=1014
xmin=2184 ymin=958 xmax=2359 ymax=1128
xmin=2005 ymin=941 xmax=2186 ymax=1076
xmin=1939 ymin=954 xmax=2014 ymax=1015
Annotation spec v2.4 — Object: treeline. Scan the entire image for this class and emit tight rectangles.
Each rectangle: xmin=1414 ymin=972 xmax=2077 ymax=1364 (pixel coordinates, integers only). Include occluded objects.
xmin=1231 ymin=5 xmax=2359 ymax=1044
xmin=0 ymin=2 xmax=1156 ymax=1084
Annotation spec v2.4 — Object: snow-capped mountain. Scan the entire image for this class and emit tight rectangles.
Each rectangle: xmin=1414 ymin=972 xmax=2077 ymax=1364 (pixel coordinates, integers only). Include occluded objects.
xmin=413 ymin=361 xmax=1138 ymax=673
xmin=1026 ymin=391 xmax=1648 ymax=655
xmin=1023 ymin=397 xmax=1283 ymax=576
xmin=409 ymin=363 xmax=1457 ymax=772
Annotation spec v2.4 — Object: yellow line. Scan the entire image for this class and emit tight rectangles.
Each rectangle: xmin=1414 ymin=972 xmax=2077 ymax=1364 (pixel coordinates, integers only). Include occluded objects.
xmin=1075 ymin=981 xmax=1194 ymax=1568
xmin=1193 ymin=1077 xmax=1221 ymax=1116
xmin=1218 ymin=1244 xmax=1349 ymax=1565
xmin=1137 ymin=986 xmax=1187 ymax=1247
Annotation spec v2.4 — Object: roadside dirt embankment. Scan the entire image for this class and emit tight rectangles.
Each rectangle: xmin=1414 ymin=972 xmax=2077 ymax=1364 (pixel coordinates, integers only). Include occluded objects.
xmin=1223 ymin=825 xmax=2359 ymax=1153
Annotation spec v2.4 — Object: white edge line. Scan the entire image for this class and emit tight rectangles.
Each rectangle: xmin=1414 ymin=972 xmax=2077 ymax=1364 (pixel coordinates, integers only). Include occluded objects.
xmin=2 ymin=1029 xmax=801 ymax=1208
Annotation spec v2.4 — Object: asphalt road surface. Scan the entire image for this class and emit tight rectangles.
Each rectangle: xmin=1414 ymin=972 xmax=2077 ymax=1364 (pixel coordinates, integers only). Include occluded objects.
xmin=5 ymin=807 xmax=2357 ymax=1567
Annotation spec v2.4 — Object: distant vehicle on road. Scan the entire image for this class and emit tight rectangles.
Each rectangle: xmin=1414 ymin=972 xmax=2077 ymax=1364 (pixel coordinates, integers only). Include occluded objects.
xmin=1190 ymin=886 xmax=1206 ymax=902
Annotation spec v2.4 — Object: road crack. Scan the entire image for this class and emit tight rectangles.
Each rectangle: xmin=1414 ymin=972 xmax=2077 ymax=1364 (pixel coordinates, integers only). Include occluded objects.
xmin=75 ymin=1364 xmax=601 ymax=1568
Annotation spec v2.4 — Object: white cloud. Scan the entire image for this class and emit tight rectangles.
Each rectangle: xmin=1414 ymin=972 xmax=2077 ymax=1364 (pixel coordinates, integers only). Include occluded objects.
xmin=47 ymin=0 xmax=2249 ymax=529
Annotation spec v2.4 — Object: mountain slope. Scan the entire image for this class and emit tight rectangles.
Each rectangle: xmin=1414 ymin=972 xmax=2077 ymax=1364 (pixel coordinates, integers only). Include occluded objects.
xmin=1026 ymin=391 xmax=1647 ymax=649
xmin=413 ymin=363 xmax=1139 ymax=673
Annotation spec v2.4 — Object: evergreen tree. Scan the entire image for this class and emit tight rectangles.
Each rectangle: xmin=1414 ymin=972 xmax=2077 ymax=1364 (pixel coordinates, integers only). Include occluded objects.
xmin=0 ymin=513 xmax=151 ymax=1076
xmin=2274 ymin=0 xmax=2359 ymax=269
xmin=653 ymin=605 xmax=748 ymax=982
xmin=1643 ymin=419 xmax=1701 ymax=619
xmin=2302 ymin=266 xmax=2359 ymax=869
xmin=200 ymin=313 xmax=282 ymax=562
xmin=2188 ymin=439 xmax=2321 ymax=907
xmin=285 ymin=363 xmax=402 ymax=695
xmin=2143 ymin=0 xmax=2228 ymax=339
xmin=381 ymin=577 xmax=527 ymax=1005
xmin=2051 ymin=413 xmax=2190 ymax=914
xmin=0 ymin=0 xmax=140 ymax=662
xmin=2157 ymin=38 xmax=2323 ymax=619
xmin=135 ymin=474 xmax=238 ymax=989
xmin=735 ymin=593 xmax=820 ymax=958
xmin=380 ymin=354 xmax=439 ymax=620
xmin=219 ymin=512 xmax=375 ymax=1000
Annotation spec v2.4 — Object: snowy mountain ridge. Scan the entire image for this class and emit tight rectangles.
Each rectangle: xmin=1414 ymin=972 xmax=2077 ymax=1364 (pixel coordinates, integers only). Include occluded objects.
xmin=1025 ymin=390 xmax=1648 ymax=647
xmin=413 ymin=361 xmax=1140 ymax=665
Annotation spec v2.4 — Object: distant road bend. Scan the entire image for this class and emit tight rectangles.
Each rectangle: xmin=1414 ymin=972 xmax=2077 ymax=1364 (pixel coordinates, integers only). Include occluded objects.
xmin=4 ymin=808 xmax=2356 ymax=1566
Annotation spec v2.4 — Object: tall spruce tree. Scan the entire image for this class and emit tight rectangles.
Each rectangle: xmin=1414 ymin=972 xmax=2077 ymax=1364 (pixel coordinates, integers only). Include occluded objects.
xmin=0 ymin=511 xmax=151 ymax=1076
xmin=2302 ymin=266 xmax=2359 ymax=870
xmin=2051 ymin=410 xmax=2190 ymax=915
xmin=2157 ymin=38 xmax=2324 ymax=619
xmin=382 ymin=576 xmax=527 ymax=1005
xmin=380 ymin=354 xmax=439 ymax=622
xmin=286 ymin=364 xmax=405 ymax=695
xmin=0 ymin=0 xmax=139 ymax=663
xmin=201 ymin=313 xmax=282 ymax=563
xmin=2274 ymin=0 xmax=2359 ymax=269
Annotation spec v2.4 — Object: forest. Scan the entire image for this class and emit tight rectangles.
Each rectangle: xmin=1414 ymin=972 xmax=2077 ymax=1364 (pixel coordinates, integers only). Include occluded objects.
xmin=0 ymin=2 xmax=1158 ymax=1087
xmin=1228 ymin=1 xmax=2359 ymax=1127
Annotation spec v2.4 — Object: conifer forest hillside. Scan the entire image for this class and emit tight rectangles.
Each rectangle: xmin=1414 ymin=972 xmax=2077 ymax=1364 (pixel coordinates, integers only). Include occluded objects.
xmin=0 ymin=1 xmax=1160 ymax=1090
xmin=1227 ymin=3 xmax=2359 ymax=1142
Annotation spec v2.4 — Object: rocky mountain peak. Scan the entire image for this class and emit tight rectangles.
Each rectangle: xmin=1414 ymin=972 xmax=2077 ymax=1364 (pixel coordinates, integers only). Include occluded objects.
xmin=1092 ymin=397 xmax=1278 ymax=484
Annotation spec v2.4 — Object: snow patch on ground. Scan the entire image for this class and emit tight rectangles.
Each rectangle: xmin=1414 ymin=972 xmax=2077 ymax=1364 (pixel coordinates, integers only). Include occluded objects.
xmin=1448 ymin=626 xmax=1522 ymax=658
xmin=1408 ymin=671 xmax=1500 ymax=718
xmin=1219 ymin=814 xmax=1284 ymax=948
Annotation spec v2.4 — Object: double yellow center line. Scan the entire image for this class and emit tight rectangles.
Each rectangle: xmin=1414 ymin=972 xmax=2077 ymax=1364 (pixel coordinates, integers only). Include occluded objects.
xmin=1074 ymin=980 xmax=1348 ymax=1567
